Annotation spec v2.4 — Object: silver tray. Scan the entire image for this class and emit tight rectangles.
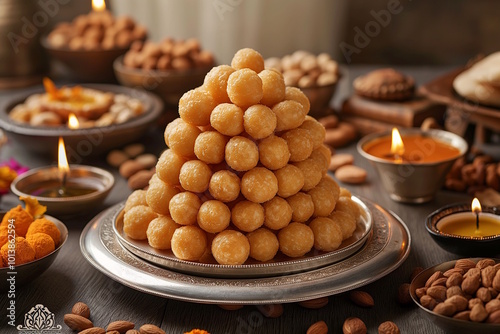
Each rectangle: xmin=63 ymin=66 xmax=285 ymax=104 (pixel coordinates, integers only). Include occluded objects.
xmin=112 ymin=196 xmax=373 ymax=278
xmin=79 ymin=197 xmax=410 ymax=304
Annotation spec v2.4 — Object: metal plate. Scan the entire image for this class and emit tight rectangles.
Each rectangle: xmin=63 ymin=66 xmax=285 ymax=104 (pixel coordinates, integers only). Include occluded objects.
xmin=80 ymin=197 xmax=410 ymax=304
xmin=112 ymin=196 xmax=373 ymax=278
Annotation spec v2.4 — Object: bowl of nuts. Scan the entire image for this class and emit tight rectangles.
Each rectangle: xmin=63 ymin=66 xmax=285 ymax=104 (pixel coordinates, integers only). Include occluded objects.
xmin=114 ymin=38 xmax=215 ymax=107
xmin=410 ymin=258 xmax=500 ymax=334
xmin=265 ymin=51 xmax=340 ymax=118
xmin=43 ymin=11 xmax=147 ymax=82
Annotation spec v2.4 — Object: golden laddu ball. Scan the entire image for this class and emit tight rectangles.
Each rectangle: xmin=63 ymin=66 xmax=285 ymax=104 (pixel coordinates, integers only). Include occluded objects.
xmin=122 ymin=47 xmax=361 ymax=265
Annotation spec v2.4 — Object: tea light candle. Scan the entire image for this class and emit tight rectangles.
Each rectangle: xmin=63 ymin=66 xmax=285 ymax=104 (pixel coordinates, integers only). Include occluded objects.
xmin=357 ymin=128 xmax=467 ymax=203
xmin=437 ymin=198 xmax=500 ymax=238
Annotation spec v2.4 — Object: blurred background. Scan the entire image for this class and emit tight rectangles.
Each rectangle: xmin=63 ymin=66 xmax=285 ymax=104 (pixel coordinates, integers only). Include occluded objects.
xmin=39 ymin=0 xmax=500 ymax=65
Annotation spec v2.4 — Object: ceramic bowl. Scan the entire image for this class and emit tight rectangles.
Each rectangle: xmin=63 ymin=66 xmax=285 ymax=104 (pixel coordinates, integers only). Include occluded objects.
xmin=426 ymin=203 xmax=500 ymax=256
xmin=410 ymin=258 xmax=500 ymax=334
xmin=0 ymin=214 xmax=68 ymax=291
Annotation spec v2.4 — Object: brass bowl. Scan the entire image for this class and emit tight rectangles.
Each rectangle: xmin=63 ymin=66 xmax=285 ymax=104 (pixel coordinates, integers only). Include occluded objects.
xmin=113 ymin=55 xmax=213 ymax=107
xmin=0 ymin=214 xmax=68 ymax=291
xmin=0 ymin=84 xmax=163 ymax=159
xmin=41 ymin=37 xmax=130 ymax=83
xmin=410 ymin=258 xmax=500 ymax=334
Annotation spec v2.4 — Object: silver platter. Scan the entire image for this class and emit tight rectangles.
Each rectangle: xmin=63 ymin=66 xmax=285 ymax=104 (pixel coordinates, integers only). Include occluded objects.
xmin=80 ymin=197 xmax=411 ymax=304
xmin=112 ymin=196 xmax=373 ymax=278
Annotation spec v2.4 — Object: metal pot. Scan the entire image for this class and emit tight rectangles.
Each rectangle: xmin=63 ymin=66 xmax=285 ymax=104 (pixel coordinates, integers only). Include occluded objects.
xmin=0 ymin=0 xmax=49 ymax=88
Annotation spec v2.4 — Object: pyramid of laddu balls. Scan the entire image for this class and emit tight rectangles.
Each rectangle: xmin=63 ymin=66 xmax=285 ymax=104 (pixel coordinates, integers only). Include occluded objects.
xmin=122 ymin=48 xmax=361 ymax=265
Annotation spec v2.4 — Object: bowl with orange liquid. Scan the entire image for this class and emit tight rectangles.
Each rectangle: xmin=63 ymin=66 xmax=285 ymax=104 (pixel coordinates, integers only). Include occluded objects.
xmin=358 ymin=128 xmax=468 ymax=203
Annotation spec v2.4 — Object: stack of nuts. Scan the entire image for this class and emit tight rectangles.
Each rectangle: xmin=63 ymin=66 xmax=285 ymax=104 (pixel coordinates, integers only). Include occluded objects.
xmin=416 ymin=258 xmax=500 ymax=323
xmin=445 ymin=154 xmax=500 ymax=194
xmin=64 ymin=301 xmax=166 ymax=334
xmin=47 ymin=11 xmax=147 ymax=50
xmin=106 ymin=143 xmax=157 ymax=190
xmin=264 ymin=51 xmax=339 ymax=88
xmin=122 ymin=38 xmax=215 ymax=71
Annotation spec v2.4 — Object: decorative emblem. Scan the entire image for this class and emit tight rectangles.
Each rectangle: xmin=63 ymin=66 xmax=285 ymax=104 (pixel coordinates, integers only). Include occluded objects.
xmin=16 ymin=304 xmax=62 ymax=333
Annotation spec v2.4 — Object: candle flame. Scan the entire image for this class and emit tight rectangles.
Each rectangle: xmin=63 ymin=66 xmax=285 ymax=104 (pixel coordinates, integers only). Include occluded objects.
xmin=472 ymin=198 xmax=482 ymax=214
xmin=92 ymin=0 xmax=106 ymax=11
xmin=58 ymin=137 xmax=69 ymax=174
xmin=390 ymin=127 xmax=405 ymax=161
xmin=68 ymin=113 xmax=80 ymax=129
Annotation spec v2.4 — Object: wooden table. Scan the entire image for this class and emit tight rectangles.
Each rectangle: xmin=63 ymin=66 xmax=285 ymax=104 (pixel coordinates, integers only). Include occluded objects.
xmin=0 ymin=67 xmax=481 ymax=334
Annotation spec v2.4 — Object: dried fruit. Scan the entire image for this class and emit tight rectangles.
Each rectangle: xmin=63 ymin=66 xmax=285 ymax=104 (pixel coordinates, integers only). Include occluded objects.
xmin=125 ymin=330 xmax=140 ymax=334
xmin=445 ymin=295 xmax=468 ymax=311
xmin=455 ymin=259 xmax=476 ymax=273
xmin=462 ymin=275 xmax=481 ymax=295
xmin=433 ymin=302 xmax=457 ymax=316
xmin=306 ymin=320 xmax=328 ymax=334
xmin=78 ymin=328 xmax=105 ymax=334
xmin=255 ymin=304 xmax=283 ymax=318
xmin=348 ymin=290 xmax=374 ymax=308
xmin=415 ymin=287 xmax=427 ymax=299
xmin=453 ymin=310 xmax=471 ymax=321
xmin=139 ymin=324 xmax=165 ymax=334
xmin=425 ymin=271 xmax=443 ymax=288
xmin=299 ymin=297 xmax=329 ymax=309
xmin=64 ymin=314 xmax=94 ymax=332
xmin=446 ymin=285 xmax=464 ymax=299
xmin=420 ymin=295 xmax=437 ymax=310
xmin=476 ymin=287 xmax=492 ymax=303
xmin=446 ymin=273 xmax=463 ymax=288
xmin=342 ymin=317 xmax=367 ymax=334
xmin=486 ymin=309 xmax=500 ymax=324
xmin=377 ymin=321 xmax=400 ymax=334
xmin=468 ymin=298 xmax=483 ymax=310
xmin=107 ymin=321 xmax=135 ymax=333
xmin=470 ymin=304 xmax=488 ymax=322
xmin=443 ymin=268 xmax=464 ymax=277
xmin=72 ymin=302 xmax=90 ymax=319
xmin=431 ymin=277 xmax=448 ymax=287
xmin=396 ymin=284 xmax=412 ymax=305
xmin=485 ymin=299 xmax=500 ymax=313
xmin=427 ymin=286 xmax=447 ymax=302
xmin=476 ymin=259 xmax=496 ymax=269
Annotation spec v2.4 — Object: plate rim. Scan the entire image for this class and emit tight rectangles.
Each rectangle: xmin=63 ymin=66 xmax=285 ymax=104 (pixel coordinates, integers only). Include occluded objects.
xmin=79 ymin=196 xmax=411 ymax=304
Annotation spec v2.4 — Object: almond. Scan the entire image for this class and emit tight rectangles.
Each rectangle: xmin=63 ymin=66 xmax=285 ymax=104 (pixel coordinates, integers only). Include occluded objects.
xmin=78 ymin=328 xmax=105 ymax=334
xmin=493 ymin=269 xmax=500 ymax=290
xmin=446 ymin=273 xmax=463 ymax=288
xmin=107 ymin=331 xmax=120 ymax=334
xmin=64 ymin=314 xmax=94 ymax=332
xmin=328 ymin=153 xmax=354 ymax=171
xmin=306 ymin=320 xmax=328 ymax=334
xmin=139 ymin=324 xmax=165 ymax=334
xmin=486 ymin=309 xmax=500 ymax=324
xmin=427 ymin=286 xmax=447 ymax=302
xmin=445 ymin=295 xmax=468 ymax=311
xmin=477 ymin=287 xmax=492 ymax=303
xmin=255 ymin=304 xmax=283 ymax=318
xmin=335 ymin=165 xmax=367 ymax=184
xmin=446 ymin=286 xmax=464 ymax=299
xmin=415 ymin=287 xmax=427 ymax=299
xmin=431 ymin=277 xmax=448 ymax=287
xmin=425 ymin=271 xmax=443 ymax=288
xmin=470 ymin=303 xmax=488 ymax=322
xmin=125 ymin=330 xmax=140 ymax=334
xmin=485 ymin=299 xmax=500 ymax=313
xmin=420 ymin=295 xmax=437 ymax=310
xmin=468 ymin=298 xmax=483 ymax=310
xmin=453 ymin=310 xmax=471 ymax=321
xmin=476 ymin=259 xmax=496 ymax=269
xmin=72 ymin=302 xmax=91 ymax=319
xmin=443 ymin=268 xmax=464 ymax=277
xmin=377 ymin=321 xmax=400 ymax=334
xmin=455 ymin=259 xmax=476 ymax=273
xmin=462 ymin=275 xmax=481 ymax=295
xmin=107 ymin=321 xmax=135 ymax=333
xmin=348 ymin=291 xmax=374 ymax=308
xmin=299 ymin=297 xmax=329 ymax=309
xmin=342 ymin=317 xmax=367 ymax=334
xmin=433 ymin=302 xmax=457 ymax=316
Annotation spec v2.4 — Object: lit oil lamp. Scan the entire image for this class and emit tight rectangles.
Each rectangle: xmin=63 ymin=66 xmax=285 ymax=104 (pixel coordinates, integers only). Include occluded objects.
xmin=10 ymin=137 xmax=114 ymax=215
xmin=426 ymin=198 xmax=500 ymax=256
xmin=436 ymin=198 xmax=500 ymax=238
xmin=68 ymin=113 xmax=80 ymax=129
xmin=358 ymin=128 xmax=467 ymax=203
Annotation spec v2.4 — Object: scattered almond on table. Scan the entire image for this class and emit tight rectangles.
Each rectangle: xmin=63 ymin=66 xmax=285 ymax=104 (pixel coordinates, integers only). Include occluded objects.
xmin=306 ymin=320 xmax=328 ymax=334
xmin=106 ymin=143 xmax=157 ymax=190
xmin=348 ymin=290 xmax=374 ymax=308
xmin=342 ymin=317 xmax=367 ymax=334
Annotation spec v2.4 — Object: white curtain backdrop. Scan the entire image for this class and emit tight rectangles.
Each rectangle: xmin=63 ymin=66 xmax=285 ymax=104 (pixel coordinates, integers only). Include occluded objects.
xmin=109 ymin=0 xmax=347 ymax=64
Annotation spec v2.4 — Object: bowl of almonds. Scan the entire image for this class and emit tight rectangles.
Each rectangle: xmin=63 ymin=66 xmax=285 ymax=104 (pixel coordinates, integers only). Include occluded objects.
xmin=114 ymin=38 xmax=215 ymax=106
xmin=410 ymin=258 xmax=500 ymax=334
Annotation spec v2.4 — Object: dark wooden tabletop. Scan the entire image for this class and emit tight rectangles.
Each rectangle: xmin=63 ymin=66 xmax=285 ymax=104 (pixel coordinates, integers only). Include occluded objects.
xmin=0 ymin=66 xmax=482 ymax=334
